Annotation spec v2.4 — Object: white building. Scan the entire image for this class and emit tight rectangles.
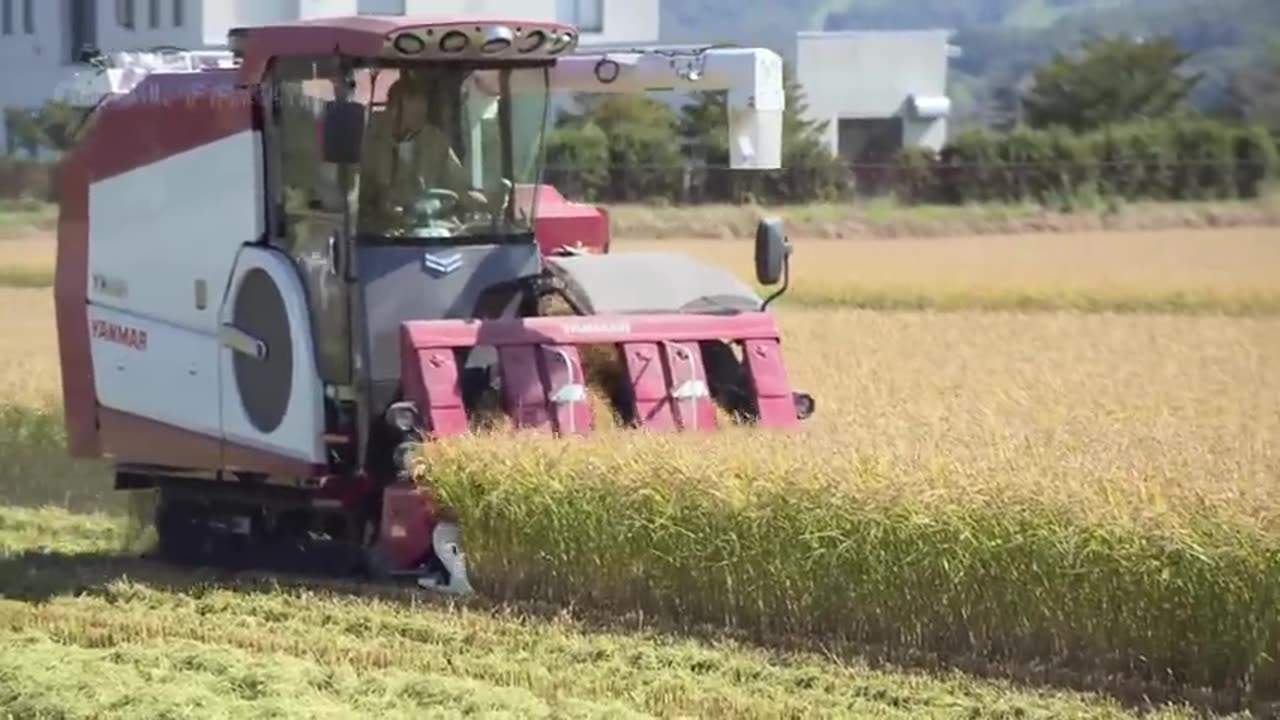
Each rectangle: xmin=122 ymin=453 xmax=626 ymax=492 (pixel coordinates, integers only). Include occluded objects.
xmin=794 ymin=30 xmax=953 ymax=165
xmin=0 ymin=0 xmax=659 ymax=150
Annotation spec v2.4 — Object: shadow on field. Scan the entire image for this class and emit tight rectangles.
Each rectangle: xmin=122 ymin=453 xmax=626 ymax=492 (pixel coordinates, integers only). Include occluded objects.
xmin=0 ymin=543 xmax=1272 ymax=719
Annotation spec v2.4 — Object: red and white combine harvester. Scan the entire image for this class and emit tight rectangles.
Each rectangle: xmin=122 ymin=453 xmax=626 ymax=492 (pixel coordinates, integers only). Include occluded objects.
xmin=53 ymin=15 xmax=815 ymax=592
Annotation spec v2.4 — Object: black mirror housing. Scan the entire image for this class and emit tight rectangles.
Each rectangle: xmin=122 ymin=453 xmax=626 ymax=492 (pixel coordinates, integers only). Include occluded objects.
xmin=755 ymin=217 xmax=790 ymax=286
xmin=322 ymin=100 xmax=365 ymax=165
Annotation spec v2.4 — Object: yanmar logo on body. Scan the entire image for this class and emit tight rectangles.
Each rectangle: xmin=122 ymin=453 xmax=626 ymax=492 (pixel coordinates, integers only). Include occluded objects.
xmin=561 ymin=320 xmax=631 ymax=336
xmin=91 ymin=319 xmax=148 ymax=351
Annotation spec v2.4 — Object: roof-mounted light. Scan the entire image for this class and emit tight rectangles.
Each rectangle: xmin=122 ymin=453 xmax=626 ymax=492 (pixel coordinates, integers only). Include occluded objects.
xmin=440 ymin=30 xmax=468 ymax=53
xmin=548 ymin=31 xmax=575 ymax=54
xmin=393 ymin=32 xmax=425 ymax=55
xmin=518 ymin=29 xmax=547 ymax=53
xmin=482 ymin=25 xmax=514 ymax=53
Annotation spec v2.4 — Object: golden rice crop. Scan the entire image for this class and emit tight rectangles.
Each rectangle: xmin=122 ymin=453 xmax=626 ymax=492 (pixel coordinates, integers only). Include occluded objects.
xmin=6 ymin=227 xmax=1280 ymax=313
xmin=621 ymin=227 xmax=1280 ymax=312
xmin=0 ymin=288 xmax=61 ymax=409
xmin=415 ymin=308 xmax=1280 ymax=698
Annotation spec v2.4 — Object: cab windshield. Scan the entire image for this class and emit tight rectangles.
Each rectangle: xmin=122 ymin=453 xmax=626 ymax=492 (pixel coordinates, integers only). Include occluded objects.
xmin=354 ymin=64 xmax=551 ymax=244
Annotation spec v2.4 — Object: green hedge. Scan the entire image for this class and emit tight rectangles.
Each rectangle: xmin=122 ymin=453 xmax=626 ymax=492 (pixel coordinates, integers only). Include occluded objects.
xmin=0 ymin=158 xmax=55 ymax=202
xmin=5 ymin=119 xmax=1273 ymax=209
xmin=900 ymin=119 xmax=1279 ymax=206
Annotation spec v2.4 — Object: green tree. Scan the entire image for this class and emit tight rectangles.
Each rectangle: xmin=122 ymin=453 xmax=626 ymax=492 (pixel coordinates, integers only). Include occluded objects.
xmin=32 ymin=101 xmax=84 ymax=152
xmin=2 ymin=108 xmax=42 ymax=158
xmin=1223 ymin=37 xmax=1280 ymax=135
xmin=1021 ymin=35 xmax=1202 ymax=132
xmin=554 ymin=94 xmax=684 ymax=201
xmin=677 ymin=62 xmax=847 ymax=202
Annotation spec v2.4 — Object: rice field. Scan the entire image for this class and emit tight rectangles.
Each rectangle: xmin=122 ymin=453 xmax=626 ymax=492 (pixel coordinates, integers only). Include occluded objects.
xmin=0 ymin=224 xmax=1278 ymax=717
xmin=5 ymin=226 xmax=1280 ymax=312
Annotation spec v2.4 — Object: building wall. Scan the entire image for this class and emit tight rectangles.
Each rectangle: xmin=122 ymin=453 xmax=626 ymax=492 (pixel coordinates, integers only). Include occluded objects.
xmin=795 ymin=30 xmax=951 ymax=159
xmin=1 ymin=0 xmax=658 ymax=148
xmin=0 ymin=1 xmax=69 ymax=108
xmin=401 ymin=0 xmax=657 ymax=45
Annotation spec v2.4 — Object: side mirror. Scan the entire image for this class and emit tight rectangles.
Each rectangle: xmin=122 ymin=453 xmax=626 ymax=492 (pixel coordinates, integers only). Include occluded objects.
xmin=322 ymin=99 xmax=365 ymax=165
xmin=754 ymin=217 xmax=790 ymax=286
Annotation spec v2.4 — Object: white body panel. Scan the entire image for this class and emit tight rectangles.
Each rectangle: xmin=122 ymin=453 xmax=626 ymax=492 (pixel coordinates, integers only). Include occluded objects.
xmin=87 ymin=304 xmax=222 ymax=440
xmin=86 ymin=130 xmax=265 ymax=335
xmin=218 ymin=246 xmax=327 ymax=466
xmin=85 ymin=129 xmax=264 ymax=451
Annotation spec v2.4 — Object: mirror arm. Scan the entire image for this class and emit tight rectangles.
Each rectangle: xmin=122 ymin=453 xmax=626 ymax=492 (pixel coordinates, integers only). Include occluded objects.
xmin=760 ymin=248 xmax=790 ymax=312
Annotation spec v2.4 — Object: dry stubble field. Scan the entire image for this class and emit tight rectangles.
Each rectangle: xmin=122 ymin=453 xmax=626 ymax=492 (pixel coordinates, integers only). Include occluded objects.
xmin=0 ymin=225 xmax=1278 ymax=718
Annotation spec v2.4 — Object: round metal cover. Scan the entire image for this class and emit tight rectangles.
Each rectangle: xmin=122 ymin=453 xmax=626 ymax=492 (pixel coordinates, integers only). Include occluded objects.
xmin=233 ymin=268 xmax=293 ymax=434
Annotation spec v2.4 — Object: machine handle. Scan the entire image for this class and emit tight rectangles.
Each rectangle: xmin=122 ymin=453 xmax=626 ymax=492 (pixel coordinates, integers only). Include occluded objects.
xmin=219 ymin=324 xmax=267 ymax=361
xmin=327 ymin=232 xmax=339 ymax=277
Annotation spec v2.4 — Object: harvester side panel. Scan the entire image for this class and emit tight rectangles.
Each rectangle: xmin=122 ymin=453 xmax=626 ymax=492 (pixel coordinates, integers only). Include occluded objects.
xmin=399 ymin=312 xmax=799 ymax=436
xmin=496 ymin=344 xmax=594 ymax=435
xmin=55 ymin=69 xmax=262 ymax=463
xmin=539 ymin=344 xmax=593 ymax=435
xmin=217 ymin=247 xmax=329 ymax=474
xmin=498 ymin=345 xmax=552 ymax=429
xmin=402 ymin=347 xmax=468 ymax=437
xmin=742 ymin=339 xmax=799 ymax=428
xmin=659 ymin=341 xmax=718 ymax=432
xmin=623 ymin=342 xmax=678 ymax=429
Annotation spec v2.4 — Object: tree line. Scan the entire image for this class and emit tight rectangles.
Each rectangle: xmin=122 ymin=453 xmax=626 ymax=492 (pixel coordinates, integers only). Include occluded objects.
xmin=3 ymin=34 xmax=1277 ymax=207
xmin=542 ymin=34 xmax=1276 ymax=206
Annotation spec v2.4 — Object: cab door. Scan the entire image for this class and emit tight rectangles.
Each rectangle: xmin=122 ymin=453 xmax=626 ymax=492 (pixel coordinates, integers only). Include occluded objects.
xmin=269 ymin=60 xmax=356 ymax=389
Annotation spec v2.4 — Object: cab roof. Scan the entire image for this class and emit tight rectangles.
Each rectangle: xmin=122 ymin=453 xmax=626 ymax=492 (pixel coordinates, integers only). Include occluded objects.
xmin=231 ymin=15 xmax=580 ymax=84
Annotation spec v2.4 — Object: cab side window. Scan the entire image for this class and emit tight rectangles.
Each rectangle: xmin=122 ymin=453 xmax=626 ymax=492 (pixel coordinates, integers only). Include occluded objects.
xmin=273 ymin=60 xmax=347 ymax=260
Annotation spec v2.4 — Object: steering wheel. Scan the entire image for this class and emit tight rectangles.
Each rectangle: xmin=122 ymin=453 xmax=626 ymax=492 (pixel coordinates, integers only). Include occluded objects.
xmin=419 ymin=188 xmax=460 ymax=216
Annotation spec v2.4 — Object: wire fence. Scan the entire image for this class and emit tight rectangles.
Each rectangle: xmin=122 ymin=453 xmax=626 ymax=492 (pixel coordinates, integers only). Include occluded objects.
xmin=540 ymin=159 xmax=1277 ymax=206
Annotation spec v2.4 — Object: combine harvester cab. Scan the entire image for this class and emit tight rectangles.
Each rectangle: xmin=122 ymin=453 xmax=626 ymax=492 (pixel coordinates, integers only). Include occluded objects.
xmin=52 ymin=15 xmax=815 ymax=592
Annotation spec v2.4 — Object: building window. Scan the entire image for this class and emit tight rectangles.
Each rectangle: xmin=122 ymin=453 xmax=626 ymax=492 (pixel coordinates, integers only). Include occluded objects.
xmin=22 ymin=0 xmax=32 ymax=34
xmin=116 ymin=0 xmax=134 ymax=29
xmin=172 ymin=0 xmax=182 ymax=27
xmin=358 ymin=0 xmax=405 ymax=14
xmin=1 ymin=0 xmax=11 ymax=35
xmin=558 ymin=0 xmax=603 ymax=33
xmin=148 ymin=0 xmax=159 ymax=28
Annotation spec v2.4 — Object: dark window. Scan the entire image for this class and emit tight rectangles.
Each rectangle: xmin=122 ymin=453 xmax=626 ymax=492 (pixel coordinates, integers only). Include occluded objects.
xmin=837 ymin=117 xmax=903 ymax=196
xmin=2 ymin=0 xmax=12 ymax=35
xmin=116 ymin=0 xmax=134 ymax=29
xmin=558 ymin=0 xmax=603 ymax=33
xmin=148 ymin=0 xmax=159 ymax=28
xmin=273 ymin=58 xmax=358 ymax=385
xmin=22 ymin=0 xmax=32 ymax=34
xmin=172 ymin=0 xmax=182 ymax=27
xmin=67 ymin=0 xmax=96 ymax=63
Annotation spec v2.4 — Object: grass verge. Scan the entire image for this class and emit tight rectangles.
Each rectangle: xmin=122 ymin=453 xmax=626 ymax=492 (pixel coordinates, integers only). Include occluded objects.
xmin=415 ymin=431 xmax=1280 ymax=706
xmin=0 ymin=404 xmax=114 ymax=514
xmin=0 ymin=199 xmax=57 ymax=239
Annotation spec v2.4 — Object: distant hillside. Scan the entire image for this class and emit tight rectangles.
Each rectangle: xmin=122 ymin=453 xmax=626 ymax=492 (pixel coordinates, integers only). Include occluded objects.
xmin=658 ymin=0 xmax=1280 ymax=126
